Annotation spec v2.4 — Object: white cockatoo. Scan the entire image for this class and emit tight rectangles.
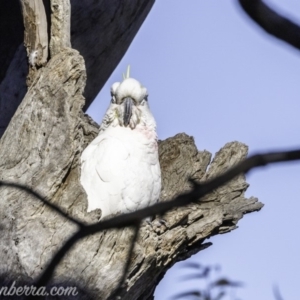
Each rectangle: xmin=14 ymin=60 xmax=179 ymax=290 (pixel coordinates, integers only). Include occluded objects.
xmin=80 ymin=67 xmax=161 ymax=219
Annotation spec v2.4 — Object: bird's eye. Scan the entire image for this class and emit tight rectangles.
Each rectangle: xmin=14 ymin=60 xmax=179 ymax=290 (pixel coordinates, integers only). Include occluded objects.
xmin=111 ymin=95 xmax=116 ymax=103
xmin=140 ymin=98 xmax=148 ymax=106
xmin=144 ymin=95 xmax=148 ymax=101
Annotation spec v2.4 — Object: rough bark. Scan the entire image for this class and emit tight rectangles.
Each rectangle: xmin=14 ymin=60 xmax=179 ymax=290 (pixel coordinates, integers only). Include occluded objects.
xmin=20 ymin=0 xmax=49 ymax=86
xmin=0 ymin=1 xmax=263 ymax=299
xmin=50 ymin=0 xmax=71 ymax=56
xmin=20 ymin=0 xmax=49 ymax=65
xmin=0 ymin=49 xmax=262 ymax=300
xmin=0 ymin=0 xmax=155 ymax=138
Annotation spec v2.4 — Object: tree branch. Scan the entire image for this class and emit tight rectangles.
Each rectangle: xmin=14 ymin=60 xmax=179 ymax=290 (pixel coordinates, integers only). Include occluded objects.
xmin=20 ymin=0 xmax=49 ymax=66
xmin=0 ymin=45 xmax=262 ymax=298
xmin=50 ymin=0 xmax=71 ymax=56
xmin=33 ymin=148 xmax=299 ymax=289
xmin=0 ymin=0 xmax=155 ymax=138
xmin=0 ymin=129 xmax=261 ymax=299
xmin=238 ymin=0 xmax=300 ymax=50
xmin=19 ymin=0 xmax=49 ymax=86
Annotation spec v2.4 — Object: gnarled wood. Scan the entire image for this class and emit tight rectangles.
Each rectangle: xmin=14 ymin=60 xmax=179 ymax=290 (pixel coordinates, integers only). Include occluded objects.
xmin=20 ymin=0 xmax=48 ymax=66
xmin=0 ymin=49 xmax=262 ymax=300
xmin=0 ymin=0 xmax=155 ymax=138
xmin=0 ymin=1 xmax=263 ymax=299
xmin=50 ymin=0 xmax=71 ymax=56
xmin=20 ymin=0 xmax=49 ymax=85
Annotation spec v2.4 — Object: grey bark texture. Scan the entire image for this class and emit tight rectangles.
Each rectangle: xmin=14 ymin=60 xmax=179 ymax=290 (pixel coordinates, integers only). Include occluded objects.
xmin=20 ymin=0 xmax=49 ymax=66
xmin=20 ymin=0 xmax=49 ymax=86
xmin=0 ymin=1 xmax=263 ymax=299
xmin=0 ymin=0 xmax=155 ymax=137
xmin=0 ymin=48 xmax=262 ymax=298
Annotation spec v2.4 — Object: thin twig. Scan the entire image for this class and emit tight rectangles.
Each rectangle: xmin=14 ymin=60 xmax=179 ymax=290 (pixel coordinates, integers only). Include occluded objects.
xmin=273 ymin=284 xmax=284 ymax=300
xmin=0 ymin=181 xmax=84 ymax=227
xmin=238 ymin=0 xmax=300 ymax=51
xmin=34 ymin=148 xmax=300 ymax=287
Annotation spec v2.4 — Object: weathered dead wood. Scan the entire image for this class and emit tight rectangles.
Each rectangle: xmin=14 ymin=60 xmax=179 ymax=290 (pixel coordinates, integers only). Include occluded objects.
xmin=20 ymin=0 xmax=49 ymax=85
xmin=20 ymin=0 xmax=48 ymax=66
xmin=50 ymin=0 xmax=71 ymax=56
xmin=0 ymin=1 xmax=263 ymax=298
xmin=0 ymin=0 xmax=155 ymax=138
xmin=0 ymin=48 xmax=262 ymax=299
xmin=0 ymin=48 xmax=86 ymax=277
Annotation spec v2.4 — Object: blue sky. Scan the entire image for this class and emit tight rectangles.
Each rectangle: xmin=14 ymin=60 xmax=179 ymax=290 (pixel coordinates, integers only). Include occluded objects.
xmin=87 ymin=1 xmax=300 ymax=299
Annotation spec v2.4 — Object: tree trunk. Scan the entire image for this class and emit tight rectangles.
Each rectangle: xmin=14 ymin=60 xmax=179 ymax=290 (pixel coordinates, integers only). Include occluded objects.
xmin=0 ymin=0 xmax=155 ymax=137
xmin=0 ymin=1 xmax=263 ymax=299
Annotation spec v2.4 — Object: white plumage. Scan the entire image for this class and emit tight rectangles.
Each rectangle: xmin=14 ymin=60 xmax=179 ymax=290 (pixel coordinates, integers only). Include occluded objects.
xmin=80 ymin=75 xmax=161 ymax=219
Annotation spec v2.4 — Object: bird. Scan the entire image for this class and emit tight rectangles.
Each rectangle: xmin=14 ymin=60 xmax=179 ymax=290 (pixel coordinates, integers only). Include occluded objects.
xmin=80 ymin=67 xmax=161 ymax=219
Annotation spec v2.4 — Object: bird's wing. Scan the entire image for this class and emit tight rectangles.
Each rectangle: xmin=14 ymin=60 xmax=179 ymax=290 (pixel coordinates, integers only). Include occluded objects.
xmin=80 ymin=134 xmax=130 ymax=216
xmin=94 ymin=138 xmax=129 ymax=183
xmin=118 ymin=140 xmax=161 ymax=212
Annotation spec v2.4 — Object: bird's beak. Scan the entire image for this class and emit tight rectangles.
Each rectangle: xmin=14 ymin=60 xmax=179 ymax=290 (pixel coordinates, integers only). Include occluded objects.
xmin=123 ymin=97 xmax=133 ymax=127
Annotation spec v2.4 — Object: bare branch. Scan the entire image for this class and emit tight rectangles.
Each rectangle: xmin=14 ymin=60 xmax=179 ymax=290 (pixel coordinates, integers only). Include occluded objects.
xmin=34 ymin=147 xmax=300 ymax=287
xmin=19 ymin=0 xmax=49 ymax=86
xmin=0 ymin=1 xmax=155 ymax=138
xmin=238 ymin=0 xmax=300 ymax=50
xmin=50 ymin=0 xmax=71 ymax=56
xmin=273 ymin=284 xmax=284 ymax=300
xmin=20 ymin=0 xmax=49 ymax=67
